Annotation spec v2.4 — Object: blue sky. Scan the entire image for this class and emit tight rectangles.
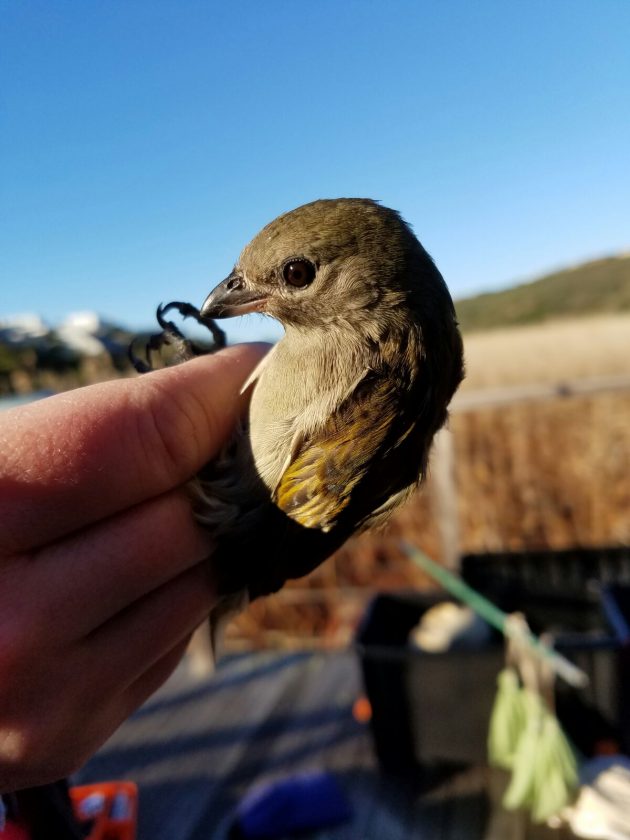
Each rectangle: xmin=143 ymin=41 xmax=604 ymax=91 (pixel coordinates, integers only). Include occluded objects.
xmin=1 ymin=1 xmax=629 ymax=343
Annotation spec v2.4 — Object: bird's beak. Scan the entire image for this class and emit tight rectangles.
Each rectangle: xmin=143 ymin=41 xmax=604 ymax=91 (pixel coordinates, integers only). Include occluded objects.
xmin=200 ymin=273 xmax=268 ymax=319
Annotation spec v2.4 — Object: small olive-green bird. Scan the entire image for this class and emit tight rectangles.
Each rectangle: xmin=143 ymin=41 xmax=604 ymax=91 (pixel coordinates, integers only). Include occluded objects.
xmin=140 ymin=198 xmax=464 ymax=639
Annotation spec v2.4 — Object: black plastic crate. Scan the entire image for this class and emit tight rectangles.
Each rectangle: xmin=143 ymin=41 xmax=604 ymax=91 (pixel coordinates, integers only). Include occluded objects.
xmin=461 ymin=546 xmax=630 ymax=601
xmin=356 ymin=591 xmax=503 ymax=769
xmin=356 ymin=549 xmax=630 ymax=772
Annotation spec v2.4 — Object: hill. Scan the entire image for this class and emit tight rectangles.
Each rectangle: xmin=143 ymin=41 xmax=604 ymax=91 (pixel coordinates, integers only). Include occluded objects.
xmin=455 ymin=253 xmax=630 ymax=332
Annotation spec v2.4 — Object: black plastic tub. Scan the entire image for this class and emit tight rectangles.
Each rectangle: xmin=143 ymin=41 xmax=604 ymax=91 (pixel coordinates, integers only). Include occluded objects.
xmin=356 ymin=548 xmax=630 ymax=772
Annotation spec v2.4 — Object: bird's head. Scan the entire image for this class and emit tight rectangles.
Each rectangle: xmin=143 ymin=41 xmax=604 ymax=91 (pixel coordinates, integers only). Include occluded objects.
xmin=200 ymin=198 xmax=456 ymax=342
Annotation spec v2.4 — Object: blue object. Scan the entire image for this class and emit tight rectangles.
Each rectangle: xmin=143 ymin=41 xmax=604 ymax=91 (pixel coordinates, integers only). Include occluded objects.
xmin=601 ymin=584 xmax=630 ymax=644
xmin=233 ymin=771 xmax=353 ymax=838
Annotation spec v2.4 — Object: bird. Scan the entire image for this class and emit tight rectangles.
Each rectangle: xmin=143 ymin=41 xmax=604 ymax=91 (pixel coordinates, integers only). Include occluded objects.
xmin=134 ymin=198 xmax=464 ymax=644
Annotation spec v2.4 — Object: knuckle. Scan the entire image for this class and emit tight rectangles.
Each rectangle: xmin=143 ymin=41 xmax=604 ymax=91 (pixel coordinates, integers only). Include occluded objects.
xmin=138 ymin=378 xmax=209 ymax=484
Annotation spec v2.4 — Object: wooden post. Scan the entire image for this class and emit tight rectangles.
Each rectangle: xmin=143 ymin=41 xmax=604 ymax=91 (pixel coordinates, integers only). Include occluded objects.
xmin=429 ymin=426 xmax=461 ymax=571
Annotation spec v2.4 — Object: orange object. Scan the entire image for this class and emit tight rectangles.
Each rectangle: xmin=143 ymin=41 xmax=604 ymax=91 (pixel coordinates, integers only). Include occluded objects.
xmin=70 ymin=781 xmax=138 ymax=840
xmin=353 ymin=695 xmax=372 ymax=723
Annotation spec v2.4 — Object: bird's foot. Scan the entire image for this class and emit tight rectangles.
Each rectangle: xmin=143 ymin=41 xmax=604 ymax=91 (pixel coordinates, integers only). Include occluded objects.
xmin=129 ymin=300 xmax=227 ymax=373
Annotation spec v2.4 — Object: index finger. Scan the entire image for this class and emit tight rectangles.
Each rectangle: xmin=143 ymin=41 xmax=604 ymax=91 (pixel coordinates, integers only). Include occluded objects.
xmin=0 ymin=343 xmax=268 ymax=554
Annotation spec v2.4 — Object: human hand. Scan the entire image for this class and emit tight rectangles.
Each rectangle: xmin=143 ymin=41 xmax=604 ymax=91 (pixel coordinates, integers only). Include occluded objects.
xmin=0 ymin=343 xmax=266 ymax=792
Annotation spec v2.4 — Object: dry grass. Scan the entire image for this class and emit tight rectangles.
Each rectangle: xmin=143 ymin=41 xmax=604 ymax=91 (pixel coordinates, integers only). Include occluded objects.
xmin=460 ymin=313 xmax=630 ymax=390
xmin=227 ymin=315 xmax=630 ymax=649
xmin=452 ymin=393 xmax=630 ymax=553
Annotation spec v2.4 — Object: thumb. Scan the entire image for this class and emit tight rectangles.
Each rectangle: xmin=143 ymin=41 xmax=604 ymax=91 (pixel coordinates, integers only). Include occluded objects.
xmin=0 ymin=343 xmax=268 ymax=553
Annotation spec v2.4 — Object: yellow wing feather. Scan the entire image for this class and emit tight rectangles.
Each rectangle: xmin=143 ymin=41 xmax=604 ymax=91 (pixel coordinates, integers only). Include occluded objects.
xmin=273 ymin=376 xmax=407 ymax=532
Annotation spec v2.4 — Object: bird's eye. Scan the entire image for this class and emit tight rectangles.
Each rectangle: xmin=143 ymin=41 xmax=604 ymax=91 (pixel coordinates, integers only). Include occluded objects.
xmin=282 ymin=260 xmax=316 ymax=288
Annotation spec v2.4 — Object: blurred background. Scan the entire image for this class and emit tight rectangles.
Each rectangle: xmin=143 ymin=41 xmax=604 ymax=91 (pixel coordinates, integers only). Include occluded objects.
xmin=2 ymin=0 xmax=629 ymax=650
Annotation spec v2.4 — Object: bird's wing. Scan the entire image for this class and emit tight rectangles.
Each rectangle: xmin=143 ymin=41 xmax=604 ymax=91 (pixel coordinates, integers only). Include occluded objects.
xmin=273 ymin=373 xmax=414 ymax=532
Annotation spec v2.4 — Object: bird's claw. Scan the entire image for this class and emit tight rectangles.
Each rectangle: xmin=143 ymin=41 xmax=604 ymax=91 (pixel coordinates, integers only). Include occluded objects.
xmin=129 ymin=300 xmax=227 ymax=374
